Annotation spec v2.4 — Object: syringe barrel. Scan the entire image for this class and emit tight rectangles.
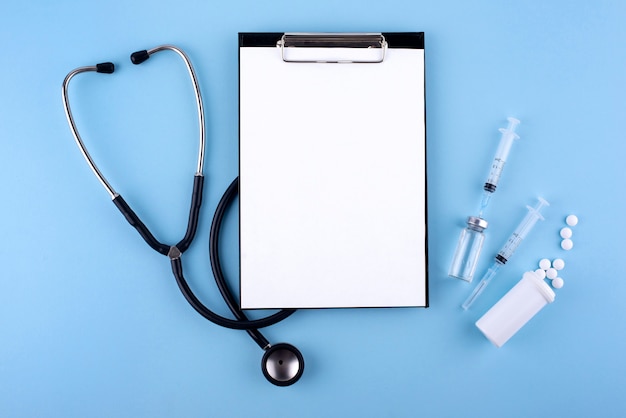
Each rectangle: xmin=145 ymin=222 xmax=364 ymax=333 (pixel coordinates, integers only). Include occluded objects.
xmin=484 ymin=117 xmax=520 ymax=192
xmin=498 ymin=197 xmax=549 ymax=262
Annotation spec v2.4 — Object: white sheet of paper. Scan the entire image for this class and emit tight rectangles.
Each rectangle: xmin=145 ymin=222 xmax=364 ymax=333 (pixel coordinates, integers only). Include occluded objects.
xmin=239 ymin=44 xmax=426 ymax=309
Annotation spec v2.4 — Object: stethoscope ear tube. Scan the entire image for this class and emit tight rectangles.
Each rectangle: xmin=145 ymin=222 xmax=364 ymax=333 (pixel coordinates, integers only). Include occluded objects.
xmin=110 ymin=174 xmax=203 ymax=257
xmin=112 ymin=194 xmax=170 ymax=255
xmin=110 ymin=174 xmax=204 ymax=257
xmin=175 ymin=174 xmax=204 ymax=253
xmin=63 ymin=47 xmax=206 ymax=259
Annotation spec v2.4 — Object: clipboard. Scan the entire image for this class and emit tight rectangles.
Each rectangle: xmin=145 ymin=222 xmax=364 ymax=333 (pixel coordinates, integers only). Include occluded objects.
xmin=239 ymin=32 xmax=427 ymax=309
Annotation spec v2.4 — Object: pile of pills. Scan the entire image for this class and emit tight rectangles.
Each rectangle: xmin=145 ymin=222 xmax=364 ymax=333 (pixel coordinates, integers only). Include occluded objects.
xmin=560 ymin=214 xmax=578 ymax=250
xmin=534 ymin=214 xmax=578 ymax=289
xmin=535 ymin=258 xmax=565 ymax=289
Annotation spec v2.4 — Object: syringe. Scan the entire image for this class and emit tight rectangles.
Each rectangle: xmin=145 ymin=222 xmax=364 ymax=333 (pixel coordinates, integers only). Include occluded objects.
xmin=479 ymin=117 xmax=521 ymax=217
xmin=462 ymin=197 xmax=549 ymax=310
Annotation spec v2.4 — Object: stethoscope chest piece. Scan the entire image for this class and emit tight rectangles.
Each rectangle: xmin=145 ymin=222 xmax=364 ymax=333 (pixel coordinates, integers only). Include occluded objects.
xmin=262 ymin=343 xmax=304 ymax=386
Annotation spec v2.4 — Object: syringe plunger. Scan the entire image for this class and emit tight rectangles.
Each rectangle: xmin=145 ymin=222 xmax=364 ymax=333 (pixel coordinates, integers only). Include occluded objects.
xmin=484 ymin=117 xmax=521 ymax=193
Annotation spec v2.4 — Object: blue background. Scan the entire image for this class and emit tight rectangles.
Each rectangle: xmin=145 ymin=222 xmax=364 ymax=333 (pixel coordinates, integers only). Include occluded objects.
xmin=1 ymin=0 xmax=624 ymax=417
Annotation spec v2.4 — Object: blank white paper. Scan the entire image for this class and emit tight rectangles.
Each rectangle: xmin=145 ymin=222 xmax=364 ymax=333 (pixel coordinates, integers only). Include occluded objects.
xmin=239 ymin=44 xmax=426 ymax=309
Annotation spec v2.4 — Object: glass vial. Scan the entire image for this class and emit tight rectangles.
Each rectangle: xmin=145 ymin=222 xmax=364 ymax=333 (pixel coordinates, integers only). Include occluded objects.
xmin=449 ymin=216 xmax=488 ymax=282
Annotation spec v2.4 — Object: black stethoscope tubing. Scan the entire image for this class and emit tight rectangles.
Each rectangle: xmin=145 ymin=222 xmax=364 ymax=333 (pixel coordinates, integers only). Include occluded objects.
xmin=181 ymin=176 xmax=296 ymax=337
xmin=208 ymin=177 xmax=296 ymax=348
xmin=62 ymin=45 xmax=303 ymax=386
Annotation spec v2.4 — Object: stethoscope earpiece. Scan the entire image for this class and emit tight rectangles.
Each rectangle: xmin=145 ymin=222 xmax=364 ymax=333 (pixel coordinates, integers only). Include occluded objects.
xmin=130 ymin=50 xmax=150 ymax=65
xmin=261 ymin=343 xmax=304 ymax=387
xmin=96 ymin=62 xmax=115 ymax=74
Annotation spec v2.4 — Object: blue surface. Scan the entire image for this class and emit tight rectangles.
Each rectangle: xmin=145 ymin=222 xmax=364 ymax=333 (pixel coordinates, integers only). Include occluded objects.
xmin=1 ymin=1 xmax=625 ymax=417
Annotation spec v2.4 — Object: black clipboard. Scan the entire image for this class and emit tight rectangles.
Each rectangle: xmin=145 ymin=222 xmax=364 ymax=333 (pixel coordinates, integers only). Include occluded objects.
xmin=239 ymin=32 xmax=428 ymax=309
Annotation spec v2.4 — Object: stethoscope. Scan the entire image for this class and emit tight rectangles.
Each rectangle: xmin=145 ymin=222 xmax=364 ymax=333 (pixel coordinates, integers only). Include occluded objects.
xmin=62 ymin=45 xmax=304 ymax=386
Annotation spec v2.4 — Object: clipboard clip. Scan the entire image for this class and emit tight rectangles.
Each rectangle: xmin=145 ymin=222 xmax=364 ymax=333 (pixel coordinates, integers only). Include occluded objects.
xmin=277 ymin=33 xmax=387 ymax=63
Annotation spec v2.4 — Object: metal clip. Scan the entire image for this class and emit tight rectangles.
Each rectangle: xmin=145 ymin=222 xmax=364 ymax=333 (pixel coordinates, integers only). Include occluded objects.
xmin=277 ymin=33 xmax=387 ymax=63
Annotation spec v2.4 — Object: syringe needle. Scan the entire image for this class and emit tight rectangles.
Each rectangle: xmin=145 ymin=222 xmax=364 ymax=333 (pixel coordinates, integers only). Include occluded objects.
xmin=462 ymin=264 xmax=500 ymax=310
xmin=478 ymin=190 xmax=492 ymax=217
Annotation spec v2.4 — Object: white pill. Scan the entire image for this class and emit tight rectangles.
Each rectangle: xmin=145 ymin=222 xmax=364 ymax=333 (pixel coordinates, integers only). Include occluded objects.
xmin=561 ymin=239 xmax=574 ymax=250
xmin=560 ymin=227 xmax=572 ymax=239
xmin=566 ymin=215 xmax=579 ymax=226
xmin=552 ymin=258 xmax=565 ymax=270
xmin=534 ymin=269 xmax=547 ymax=279
xmin=552 ymin=277 xmax=564 ymax=289
xmin=539 ymin=258 xmax=551 ymax=270
xmin=546 ymin=268 xmax=558 ymax=279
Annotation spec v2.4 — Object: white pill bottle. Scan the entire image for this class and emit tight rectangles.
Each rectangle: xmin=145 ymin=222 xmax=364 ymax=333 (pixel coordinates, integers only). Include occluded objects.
xmin=476 ymin=270 xmax=555 ymax=347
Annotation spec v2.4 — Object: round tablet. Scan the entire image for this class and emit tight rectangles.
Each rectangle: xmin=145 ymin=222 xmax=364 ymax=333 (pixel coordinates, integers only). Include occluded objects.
xmin=546 ymin=268 xmax=558 ymax=279
xmin=560 ymin=227 xmax=572 ymax=239
xmin=561 ymin=239 xmax=574 ymax=250
xmin=566 ymin=215 xmax=578 ymax=226
xmin=539 ymin=258 xmax=551 ymax=270
xmin=552 ymin=258 xmax=565 ymax=270
xmin=534 ymin=268 xmax=546 ymax=279
xmin=552 ymin=277 xmax=564 ymax=289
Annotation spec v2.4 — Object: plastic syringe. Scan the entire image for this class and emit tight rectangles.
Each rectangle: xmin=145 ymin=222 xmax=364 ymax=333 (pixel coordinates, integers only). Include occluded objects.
xmin=479 ymin=117 xmax=521 ymax=217
xmin=462 ymin=197 xmax=549 ymax=310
